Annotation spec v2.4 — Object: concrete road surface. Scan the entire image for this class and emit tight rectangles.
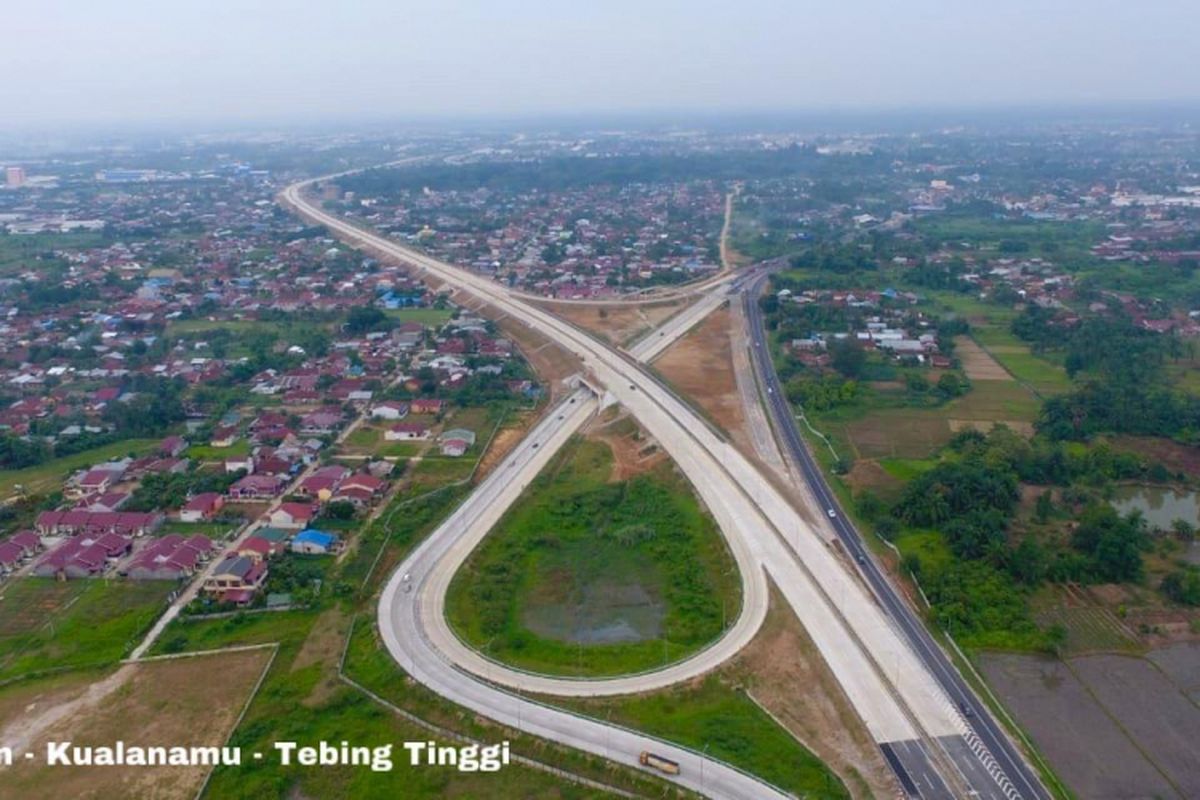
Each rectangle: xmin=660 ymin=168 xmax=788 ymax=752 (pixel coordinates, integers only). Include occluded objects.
xmin=284 ymin=173 xmax=1038 ymax=799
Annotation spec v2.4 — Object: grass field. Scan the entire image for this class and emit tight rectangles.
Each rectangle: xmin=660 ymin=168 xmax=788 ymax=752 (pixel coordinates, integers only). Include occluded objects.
xmin=156 ymin=520 xmax=237 ymax=538
xmin=560 ymin=674 xmax=848 ymax=799
xmin=0 ymin=231 xmax=111 ymax=275
xmin=928 ymin=292 xmax=1071 ymax=396
xmin=0 ymin=578 xmax=171 ymax=680
xmin=186 ymin=439 xmax=252 ymax=461
xmin=446 ymin=437 xmax=741 ymax=677
xmin=0 ymin=438 xmax=159 ymax=499
xmin=339 ymin=425 xmax=429 ymax=459
xmin=878 ymin=458 xmax=936 ymax=482
xmin=384 ymin=307 xmax=455 ymax=325
xmin=892 ymin=529 xmax=955 ymax=576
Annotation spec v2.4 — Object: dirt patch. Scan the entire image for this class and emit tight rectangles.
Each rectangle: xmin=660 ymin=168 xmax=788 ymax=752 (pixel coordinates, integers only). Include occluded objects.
xmin=955 ymin=336 xmax=1012 ymax=381
xmin=842 ymin=459 xmax=903 ymax=502
xmin=841 ymin=414 xmax=952 ymax=460
xmin=584 ymin=411 xmax=667 ymax=481
xmin=726 ymin=582 xmax=898 ymax=800
xmin=652 ymin=307 xmax=746 ymax=435
xmin=474 ymin=419 xmax=527 ymax=480
xmin=538 ymin=300 xmax=685 ymax=348
xmin=0 ymin=648 xmax=271 ymax=799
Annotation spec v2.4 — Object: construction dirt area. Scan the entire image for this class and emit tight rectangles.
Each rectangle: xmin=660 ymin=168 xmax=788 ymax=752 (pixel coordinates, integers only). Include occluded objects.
xmin=725 ymin=583 xmax=898 ymax=800
xmin=652 ymin=306 xmax=747 ymax=437
xmin=538 ymin=299 xmax=687 ymax=349
xmin=583 ymin=408 xmax=669 ymax=482
xmin=0 ymin=647 xmax=273 ymax=799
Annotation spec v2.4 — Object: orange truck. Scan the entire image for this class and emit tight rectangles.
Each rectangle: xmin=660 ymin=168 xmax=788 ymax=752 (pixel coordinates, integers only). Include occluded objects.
xmin=639 ymin=751 xmax=681 ymax=775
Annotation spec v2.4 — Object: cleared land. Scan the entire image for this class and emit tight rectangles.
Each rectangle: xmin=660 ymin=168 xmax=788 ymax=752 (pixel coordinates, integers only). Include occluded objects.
xmin=954 ymin=336 xmax=1010 ymax=381
xmin=541 ymin=299 xmax=686 ymax=348
xmin=652 ymin=306 xmax=747 ymax=436
xmin=0 ymin=649 xmax=272 ymax=800
xmin=446 ymin=436 xmax=741 ymax=676
xmin=980 ymin=651 xmax=1200 ymax=799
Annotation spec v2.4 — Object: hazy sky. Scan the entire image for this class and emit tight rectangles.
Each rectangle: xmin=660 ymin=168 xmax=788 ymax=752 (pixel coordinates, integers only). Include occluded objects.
xmin=6 ymin=0 xmax=1199 ymax=127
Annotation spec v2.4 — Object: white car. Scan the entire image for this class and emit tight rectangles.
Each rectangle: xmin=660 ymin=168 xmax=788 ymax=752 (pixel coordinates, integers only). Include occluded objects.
xmin=827 ymin=508 xmax=837 ymax=518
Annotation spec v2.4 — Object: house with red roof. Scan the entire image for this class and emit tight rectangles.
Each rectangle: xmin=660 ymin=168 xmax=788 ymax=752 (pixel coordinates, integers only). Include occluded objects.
xmin=180 ymin=492 xmax=224 ymax=522
xmin=410 ymin=398 xmax=444 ymax=415
xmin=124 ymin=534 xmax=214 ymax=580
xmin=235 ymin=535 xmax=274 ymax=563
xmin=227 ymin=474 xmax=285 ymax=501
xmin=267 ymin=502 xmax=315 ymax=530
xmin=32 ymin=532 xmax=132 ymax=578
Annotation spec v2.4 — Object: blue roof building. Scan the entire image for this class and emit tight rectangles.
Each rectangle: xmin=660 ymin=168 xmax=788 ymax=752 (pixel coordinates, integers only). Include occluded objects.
xmin=291 ymin=529 xmax=339 ymax=555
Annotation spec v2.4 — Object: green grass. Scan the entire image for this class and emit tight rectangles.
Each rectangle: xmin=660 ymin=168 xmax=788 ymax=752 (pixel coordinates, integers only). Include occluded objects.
xmin=0 ymin=438 xmax=159 ymax=499
xmin=561 ymin=675 xmax=848 ymax=799
xmin=446 ymin=437 xmax=741 ymax=677
xmin=989 ymin=350 xmax=1072 ymax=395
xmin=384 ymin=307 xmax=455 ymax=325
xmin=339 ymin=426 xmax=426 ymax=459
xmin=156 ymin=520 xmax=238 ymax=538
xmin=408 ymin=457 xmax=475 ymax=490
xmin=0 ymin=578 xmax=171 ymax=680
xmin=187 ymin=439 xmax=251 ymax=461
xmin=341 ymin=618 xmax=688 ymax=800
xmin=893 ymin=529 xmax=955 ymax=575
xmin=927 ymin=292 xmax=1071 ymax=396
xmin=878 ymin=458 xmax=937 ymax=481
xmin=166 ymin=319 xmax=293 ymax=336
xmin=156 ymin=608 xmax=614 ymax=800
xmin=0 ymin=231 xmax=111 ymax=275
xmin=343 ymin=427 xmax=380 ymax=448
xmin=147 ymin=483 xmax=679 ymax=800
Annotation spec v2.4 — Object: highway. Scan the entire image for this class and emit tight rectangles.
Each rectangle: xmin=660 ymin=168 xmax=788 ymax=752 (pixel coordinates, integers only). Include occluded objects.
xmin=378 ymin=388 xmax=794 ymax=800
xmin=740 ymin=269 xmax=1049 ymax=800
xmin=283 ymin=173 xmax=1030 ymax=799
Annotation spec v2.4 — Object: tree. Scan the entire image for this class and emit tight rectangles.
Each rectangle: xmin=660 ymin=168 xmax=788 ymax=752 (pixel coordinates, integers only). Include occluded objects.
xmin=936 ymin=372 xmax=966 ymax=398
xmin=1171 ymin=518 xmax=1196 ymax=541
xmin=1034 ymin=491 xmax=1054 ymax=523
xmin=345 ymin=305 xmax=392 ymax=335
xmin=323 ymin=500 xmax=356 ymax=521
xmin=1161 ymin=568 xmax=1200 ymax=605
xmin=1071 ymin=505 xmax=1147 ymax=583
xmin=829 ymin=339 xmax=866 ymax=379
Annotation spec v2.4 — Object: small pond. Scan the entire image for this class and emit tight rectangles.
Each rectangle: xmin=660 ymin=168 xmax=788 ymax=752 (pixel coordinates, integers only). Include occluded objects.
xmin=1110 ymin=485 xmax=1200 ymax=531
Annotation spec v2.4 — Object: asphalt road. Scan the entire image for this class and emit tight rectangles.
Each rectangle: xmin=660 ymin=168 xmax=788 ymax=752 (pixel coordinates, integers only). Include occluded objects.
xmin=741 ymin=269 xmax=1049 ymax=800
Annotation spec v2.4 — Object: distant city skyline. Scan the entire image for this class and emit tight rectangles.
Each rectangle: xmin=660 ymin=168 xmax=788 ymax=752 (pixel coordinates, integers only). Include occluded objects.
xmin=6 ymin=0 xmax=1200 ymax=128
